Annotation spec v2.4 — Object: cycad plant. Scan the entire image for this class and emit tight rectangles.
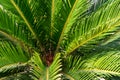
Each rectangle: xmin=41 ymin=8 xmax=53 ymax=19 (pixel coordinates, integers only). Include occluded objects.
xmin=0 ymin=0 xmax=120 ymax=80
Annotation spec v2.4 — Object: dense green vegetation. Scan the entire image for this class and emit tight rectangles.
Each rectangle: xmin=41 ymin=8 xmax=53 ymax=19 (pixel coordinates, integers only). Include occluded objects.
xmin=0 ymin=0 xmax=120 ymax=80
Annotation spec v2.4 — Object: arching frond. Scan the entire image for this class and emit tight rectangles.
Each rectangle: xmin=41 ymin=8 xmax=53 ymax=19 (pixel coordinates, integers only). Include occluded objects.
xmin=0 ymin=0 xmax=48 ymax=52
xmin=62 ymin=55 xmax=83 ymax=80
xmin=10 ymin=0 xmax=46 ymax=52
xmin=30 ymin=52 xmax=62 ymax=80
xmin=63 ymin=51 xmax=120 ymax=80
xmin=0 ymin=72 xmax=33 ymax=80
xmin=0 ymin=42 xmax=30 ymax=78
xmin=55 ymin=0 xmax=91 ymax=53
xmin=0 ymin=63 xmax=28 ymax=78
xmin=62 ymin=0 xmax=120 ymax=55
xmin=0 ymin=7 xmax=35 ymax=51
xmin=102 ymin=29 xmax=120 ymax=45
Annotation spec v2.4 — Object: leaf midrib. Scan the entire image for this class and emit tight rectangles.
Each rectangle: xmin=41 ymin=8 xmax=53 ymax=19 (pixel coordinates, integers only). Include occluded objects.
xmin=63 ymin=68 xmax=120 ymax=80
xmin=46 ymin=68 xmax=49 ymax=80
xmin=55 ymin=0 xmax=79 ymax=53
xmin=51 ymin=0 xmax=55 ymax=37
xmin=10 ymin=0 xmax=45 ymax=53
xmin=0 ymin=30 xmax=28 ymax=51
xmin=80 ymin=68 xmax=120 ymax=75
xmin=63 ymin=72 xmax=75 ymax=80
xmin=10 ymin=0 xmax=36 ymax=37
xmin=66 ymin=16 xmax=120 ymax=55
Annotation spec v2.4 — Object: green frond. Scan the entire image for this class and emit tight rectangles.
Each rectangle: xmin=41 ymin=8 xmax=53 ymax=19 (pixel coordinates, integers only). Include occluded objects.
xmin=0 ymin=0 xmax=16 ymax=14
xmin=9 ymin=0 xmax=45 ymax=52
xmin=50 ymin=0 xmax=63 ymax=37
xmin=10 ymin=0 xmax=36 ymax=38
xmin=72 ymin=26 xmax=120 ymax=56
xmin=0 ymin=42 xmax=30 ymax=67
xmin=0 ymin=7 xmax=35 ymax=51
xmin=62 ymin=0 xmax=120 ymax=55
xmin=79 ymin=51 xmax=120 ymax=80
xmin=0 ymin=42 xmax=30 ymax=78
xmin=55 ymin=0 xmax=91 ymax=53
xmin=102 ymin=29 xmax=120 ymax=45
xmin=62 ymin=55 xmax=83 ymax=80
xmin=1 ymin=72 xmax=33 ymax=80
xmin=47 ymin=0 xmax=63 ymax=52
xmin=0 ymin=0 xmax=46 ymax=52
xmin=30 ymin=52 xmax=62 ymax=80
xmin=0 ymin=72 xmax=33 ymax=80
xmin=63 ymin=51 xmax=120 ymax=80
xmin=0 ymin=63 xmax=28 ymax=78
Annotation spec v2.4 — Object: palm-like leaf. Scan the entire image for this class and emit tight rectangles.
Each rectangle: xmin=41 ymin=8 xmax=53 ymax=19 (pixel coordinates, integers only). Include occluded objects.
xmin=63 ymin=51 xmax=120 ymax=80
xmin=62 ymin=0 xmax=120 ymax=55
xmin=30 ymin=52 xmax=62 ymax=80
xmin=0 ymin=42 xmax=30 ymax=78
xmin=0 ymin=6 xmax=35 ymax=52
xmin=55 ymin=0 xmax=90 ymax=53
xmin=0 ymin=0 xmax=120 ymax=79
